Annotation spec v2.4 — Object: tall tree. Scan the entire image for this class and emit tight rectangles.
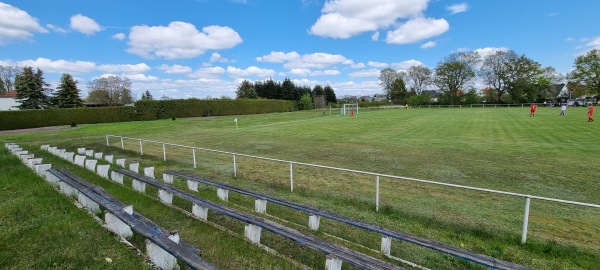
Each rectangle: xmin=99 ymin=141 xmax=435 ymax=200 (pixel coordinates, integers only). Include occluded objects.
xmin=568 ymin=49 xmax=600 ymax=97
xmin=379 ymin=68 xmax=399 ymax=100
xmin=236 ymin=80 xmax=257 ymax=99
xmin=389 ymin=77 xmax=409 ymax=104
xmin=480 ymin=50 xmax=514 ymax=103
xmin=141 ymin=90 xmax=154 ymax=100
xmin=434 ymin=51 xmax=480 ymax=105
xmin=0 ymin=65 xmax=19 ymax=94
xmin=54 ymin=73 xmax=83 ymax=108
xmin=505 ymin=55 xmax=544 ymax=102
xmin=406 ymin=65 xmax=432 ymax=95
xmin=323 ymin=85 xmax=337 ymax=104
xmin=86 ymin=75 xmax=133 ymax=105
xmin=15 ymin=67 xmax=52 ymax=109
xmin=281 ymin=78 xmax=298 ymax=100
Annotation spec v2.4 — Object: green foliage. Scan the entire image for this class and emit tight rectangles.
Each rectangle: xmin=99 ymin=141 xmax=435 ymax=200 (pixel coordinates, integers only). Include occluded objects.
xmin=15 ymin=66 xmax=52 ymax=109
xmin=0 ymin=106 xmax=136 ymax=130
xmin=239 ymin=79 xmax=335 ymax=103
xmin=54 ymin=73 xmax=83 ymax=108
xmin=434 ymin=52 xmax=480 ymax=105
xmin=298 ymin=93 xmax=313 ymax=110
xmin=86 ymin=75 xmax=133 ymax=105
xmin=140 ymin=90 xmax=153 ymax=100
xmin=379 ymin=67 xmax=399 ymax=100
xmin=236 ymin=80 xmax=257 ymax=99
xmin=389 ymin=77 xmax=410 ymax=104
xmin=323 ymin=85 xmax=337 ymax=104
xmin=568 ymin=49 xmax=600 ymax=97
xmin=407 ymin=93 xmax=432 ymax=105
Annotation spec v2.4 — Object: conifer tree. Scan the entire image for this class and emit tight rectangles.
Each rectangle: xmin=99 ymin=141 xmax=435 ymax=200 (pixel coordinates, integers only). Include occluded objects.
xmin=55 ymin=73 xmax=83 ymax=108
xmin=15 ymin=67 xmax=51 ymax=109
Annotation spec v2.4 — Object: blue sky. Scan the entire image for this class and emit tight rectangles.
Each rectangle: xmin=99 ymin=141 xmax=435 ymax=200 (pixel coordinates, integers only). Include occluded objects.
xmin=1 ymin=0 xmax=599 ymax=99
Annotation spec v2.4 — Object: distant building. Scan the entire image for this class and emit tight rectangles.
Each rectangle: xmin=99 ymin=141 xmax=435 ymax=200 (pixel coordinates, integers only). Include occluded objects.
xmin=0 ymin=91 xmax=19 ymax=111
xmin=422 ymin=90 xmax=439 ymax=102
xmin=373 ymin=94 xmax=387 ymax=102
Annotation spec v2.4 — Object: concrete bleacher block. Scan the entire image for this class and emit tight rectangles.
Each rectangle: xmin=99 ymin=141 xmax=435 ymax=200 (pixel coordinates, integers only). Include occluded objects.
xmin=77 ymin=148 xmax=86 ymax=155
xmin=381 ymin=236 xmax=391 ymax=256
xmin=34 ymin=164 xmax=51 ymax=177
xmin=47 ymin=146 xmax=56 ymax=153
xmin=163 ymin=173 xmax=173 ymax=184
xmin=40 ymin=144 xmax=49 ymax=150
xmin=244 ymin=224 xmax=262 ymax=244
xmin=5 ymin=142 xmax=16 ymax=147
xmin=158 ymin=189 xmax=173 ymax=205
xmin=255 ymin=199 xmax=267 ymax=214
xmin=59 ymin=181 xmax=78 ymax=198
xmin=94 ymin=152 xmax=103 ymax=160
xmin=63 ymin=152 xmax=75 ymax=163
xmin=192 ymin=204 xmax=208 ymax=220
xmin=78 ymin=193 xmax=101 ymax=213
xmin=105 ymin=206 xmax=133 ymax=238
xmin=11 ymin=148 xmax=23 ymax=155
xmin=97 ymin=165 xmax=110 ymax=179
xmin=27 ymin=158 xmax=42 ymax=169
xmin=85 ymin=149 xmax=94 ymax=157
xmin=104 ymin=155 xmax=114 ymax=164
xmin=144 ymin=167 xmax=154 ymax=179
xmin=74 ymin=155 xmax=86 ymax=166
xmin=325 ymin=256 xmax=343 ymax=270
xmin=129 ymin=163 xmax=139 ymax=173
xmin=56 ymin=149 xmax=66 ymax=155
xmin=19 ymin=154 xmax=33 ymax=163
xmin=187 ymin=180 xmax=198 ymax=192
xmin=116 ymin=158 xmax=126 ymax=168
xmin=132 ymin=179 xmax=146 ymax=193
xmin=146 ymin=233 xmax=179 ymax=270
xmin=217 ymin=188 xmax=229 ymax=202
xmin=309 ymin=215 xmax=321 ymax=231
xmin=46 ymin=172 xmax=61 ymax=187
xmin=85 ymin=159 xmax=98 ymax=172
xmin=111 ymin=171 xmax=124 ymax=184
xmin=14 ymin=150 xmax=27 ymax=156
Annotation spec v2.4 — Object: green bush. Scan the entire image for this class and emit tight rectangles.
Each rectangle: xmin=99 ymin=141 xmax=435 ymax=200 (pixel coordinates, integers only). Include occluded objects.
xmin=0 ymin=99 xmax=297 ymax=131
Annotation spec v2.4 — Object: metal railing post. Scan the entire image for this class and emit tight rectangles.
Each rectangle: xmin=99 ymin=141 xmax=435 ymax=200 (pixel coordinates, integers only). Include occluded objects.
xmin=139 ymin=141 xmax=143 ymax=156
xmin=376 ymin=175 xmax=380 ymax=211
xmin=233 ymin=154 xmax=237 ymax=177
xmin=162 ymin=143 xmax=166 ymax=161
xmin=521 ymin=196 xmax=531 ymax=244
xmin=120 ymin=137 xmax=124 ymax=150
xmin=192 ymin=148 xmax=197 ymax=169
xmin=290 ymin=162 xmax=294 ymax=192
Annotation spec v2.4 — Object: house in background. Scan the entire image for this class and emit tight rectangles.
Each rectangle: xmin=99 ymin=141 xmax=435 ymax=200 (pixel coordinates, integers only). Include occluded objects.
xmin=0 ymin=91 xmax=19 ymax=111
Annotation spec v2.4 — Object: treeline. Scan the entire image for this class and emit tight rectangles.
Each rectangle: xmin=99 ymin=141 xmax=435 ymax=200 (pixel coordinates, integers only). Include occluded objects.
xmin=236 ymin=78 xmax=337 ymax=109
xmin=0 ymin=99 xmax=296 ymax=131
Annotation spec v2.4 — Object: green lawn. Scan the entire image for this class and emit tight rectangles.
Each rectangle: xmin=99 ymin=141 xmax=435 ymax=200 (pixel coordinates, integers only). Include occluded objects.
xmin=1 ymin=106 xmax=599 ymax=269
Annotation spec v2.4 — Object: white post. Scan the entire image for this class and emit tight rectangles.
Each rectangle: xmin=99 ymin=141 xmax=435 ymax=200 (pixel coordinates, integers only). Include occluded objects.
xmin=290 ymin=162 xmax=294 ymax=192
xmin=381 ymin=236 xmax=391 ymax=256
xmin=162 ymin=143 xmax=166 ymax=161
xmin=309 ymin=215 xmax=320 ymax=231
xmin=325 ymin=256 xmax=342 ymax=270
xmin=192 ymin=148 xmax=197 ymax=169
xmin=192 ymin=204 xmax=208 ymax=220
xmin=376 ymin=175 xmax=380 ymax=211
xmin=139 ymin=141 xmax=143 ymax=156
xmin=106 ymin=135 xmax=109 ymax=146
xmin=521 ymin=196 xmax=531 ymax=244
xmin=121 ymin=137 xmax=124 ymax=150
xmin=244 ymin=224 xmax=262 ymax=244
xmin=233 ymin=154 xmax=237 ymax=177
xmin=255 ymin=199 xmax=267 ymax=214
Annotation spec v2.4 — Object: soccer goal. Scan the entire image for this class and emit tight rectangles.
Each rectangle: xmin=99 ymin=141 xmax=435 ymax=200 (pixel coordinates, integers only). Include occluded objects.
xmin=341 ymin=103 xmax=358 ymax=116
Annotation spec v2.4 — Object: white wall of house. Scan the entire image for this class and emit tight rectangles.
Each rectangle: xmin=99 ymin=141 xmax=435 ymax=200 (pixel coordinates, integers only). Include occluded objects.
xmin=0 ymin=98 xmax=19 ymax=111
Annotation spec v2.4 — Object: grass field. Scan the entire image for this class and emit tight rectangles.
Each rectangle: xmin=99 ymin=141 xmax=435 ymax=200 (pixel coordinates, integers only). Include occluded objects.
xmin=1 ymin=106 xmax=599 ymax=269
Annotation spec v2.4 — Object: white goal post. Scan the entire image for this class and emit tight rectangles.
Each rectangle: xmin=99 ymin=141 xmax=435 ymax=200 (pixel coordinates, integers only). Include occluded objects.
xmin=341 ymin=103 xmax=358 ymax=116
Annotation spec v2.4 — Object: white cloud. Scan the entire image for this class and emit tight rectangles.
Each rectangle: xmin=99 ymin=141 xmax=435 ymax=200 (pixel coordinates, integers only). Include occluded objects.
xmin=0 ymin=3 xmax=47 ymax=44
xmin=447 ymin=3 xmax=469 ymax=15
xmin=473 ymin=47 xmax=509 ymax=58
xmin=385 ymin=17 xmax=449 ymax=44
xmin=127 ymin=21 xmax=242 ymax=59
xmin=5 ymin=58 xmax=96 ymax=74
xmin=371 ymin=32 xmax=380 ymax=41
xmin=112 ymin=33 xmax=126 ymax=40
xmin=575 ymin=36 xmax=600 ymax=55
xmin=46 ymin=24 xmax=67 ymax=33
xmin=368 ymin=61 xmax=388 ymax=68
xmin=157 ymin=64 xmax=192 ymax=74
xmin=226 ymin=66 xmax=276 ymax=78
xmin=97 ymin=63 xmax=151 ymax=74
xmin=256 ymin=51 xmax=301 ymax=62
xmin=391 ymin=59 xmax=425 ymax=71
xmin=421 ymin=41 xmax=437 ymax=49
xmin=259 ymin=51 xmax=355 ymax=69
xmin=210 ymin=52 xmax=230 ymax=63
xmin=124 ymin=73 xmax=159 ymax=81
xmin=188 ymin=66 xmax=226 ymax=79
xmin=349 ymin=69 xmax=380 ymax=78
xmin=290 ymin=68 xmax=341 ymax=76
xmin=351 ymin=62 xmax=365 ymax=68
xmin=70 ymin=14 xmax=102 ymax=35
xmin=309 ymin=0 xmax=429 ymax=39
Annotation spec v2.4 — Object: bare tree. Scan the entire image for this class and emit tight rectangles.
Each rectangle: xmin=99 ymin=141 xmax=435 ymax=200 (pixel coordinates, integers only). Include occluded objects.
xmin=86 ymin=75 xmax=133 ymax=105
xmin=406 ymin=65 xmax=432 ymax=95
xmin=0 ymin=65 xmax=20 ymax=94
xmin=378 ymin=68 xmax=399 ymax=100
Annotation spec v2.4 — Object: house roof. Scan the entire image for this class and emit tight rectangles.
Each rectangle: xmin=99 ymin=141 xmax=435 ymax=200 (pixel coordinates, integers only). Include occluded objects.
xmin=0 ymin=91 xmax=17 ymax=98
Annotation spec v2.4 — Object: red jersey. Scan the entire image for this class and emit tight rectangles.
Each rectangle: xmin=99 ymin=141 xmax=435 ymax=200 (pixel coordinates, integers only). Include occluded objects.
xmin=589 ymin=106 xmax=594 ymax=116
xmin=530 ymin=104 xmax=537 ymax=112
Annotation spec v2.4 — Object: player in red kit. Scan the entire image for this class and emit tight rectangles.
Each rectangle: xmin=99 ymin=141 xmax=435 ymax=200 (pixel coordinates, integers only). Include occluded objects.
xmin=588 ymin=104 xmax=594 ymax=122
xmin=530 ymin=103 xmax=537 ymax=117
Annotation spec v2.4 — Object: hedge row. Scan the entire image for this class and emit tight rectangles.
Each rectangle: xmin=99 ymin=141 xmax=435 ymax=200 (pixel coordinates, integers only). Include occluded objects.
xmin=0 ymin=99 xmax=296 ymax=131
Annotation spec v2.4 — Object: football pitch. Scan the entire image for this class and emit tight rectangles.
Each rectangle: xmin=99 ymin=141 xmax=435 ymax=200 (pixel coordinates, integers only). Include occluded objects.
xmin=2 ymin=106 xmax=599 ymax=269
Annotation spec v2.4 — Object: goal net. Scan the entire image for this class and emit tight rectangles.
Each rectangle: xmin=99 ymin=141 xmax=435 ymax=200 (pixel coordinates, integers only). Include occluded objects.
xmin=341 ymin=103 xmax=358 ymax=116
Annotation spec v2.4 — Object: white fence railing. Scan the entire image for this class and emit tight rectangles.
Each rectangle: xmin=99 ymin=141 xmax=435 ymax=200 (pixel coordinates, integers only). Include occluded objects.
xmin=106 ymin=134 xmax=600 ymax=244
